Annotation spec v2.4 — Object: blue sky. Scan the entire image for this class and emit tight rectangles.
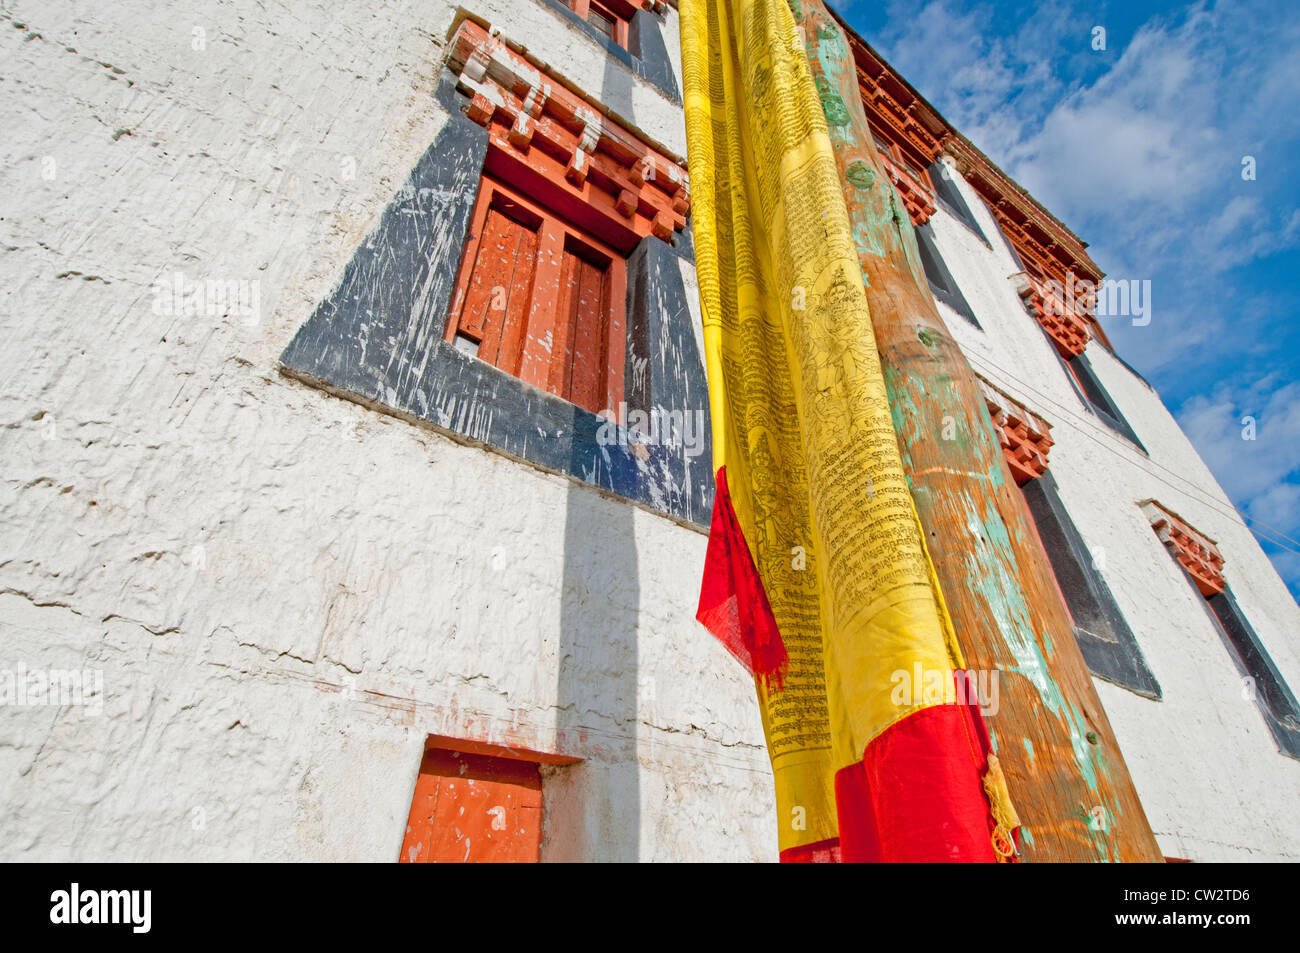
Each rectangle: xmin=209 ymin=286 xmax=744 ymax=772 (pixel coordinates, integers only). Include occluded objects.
xmin=839 ymin=0 xmax=1300 ymax=603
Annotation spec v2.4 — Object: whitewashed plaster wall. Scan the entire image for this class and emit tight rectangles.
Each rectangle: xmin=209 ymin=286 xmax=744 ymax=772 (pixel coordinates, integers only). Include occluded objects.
xmin=5 ymin=0 xmax=1297 ymax=865
xmin=0 ymin=0 xmax=778 ymax=861
xmin=929 ymin=162 xmax=1300 ymax=861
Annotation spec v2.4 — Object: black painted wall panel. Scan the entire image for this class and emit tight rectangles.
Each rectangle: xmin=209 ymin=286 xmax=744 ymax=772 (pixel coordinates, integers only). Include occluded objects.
xmin=281 ymin=79 xmax=713 ymax=526
xmin=1022 ymin=471 xmax=1161 ymax=697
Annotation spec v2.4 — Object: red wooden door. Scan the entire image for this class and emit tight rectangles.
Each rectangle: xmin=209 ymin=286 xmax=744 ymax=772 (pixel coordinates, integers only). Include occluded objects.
xmin=400 ymin=747 xmax=542 ymax=863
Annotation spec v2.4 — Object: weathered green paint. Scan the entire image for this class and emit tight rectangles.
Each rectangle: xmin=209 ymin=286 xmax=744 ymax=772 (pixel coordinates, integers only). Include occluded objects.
xmin=794 ymin=0 xmax=1163 ymax=862
xmin=845 ymin=161 xmax=875 ymax=190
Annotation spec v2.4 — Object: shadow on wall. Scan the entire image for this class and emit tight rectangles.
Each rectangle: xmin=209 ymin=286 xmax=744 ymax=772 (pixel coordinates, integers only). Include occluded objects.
xmin=545 ymin=479 xmax=641 ymax=861
xmin=544 ymin=44 xmax=649 ymax=862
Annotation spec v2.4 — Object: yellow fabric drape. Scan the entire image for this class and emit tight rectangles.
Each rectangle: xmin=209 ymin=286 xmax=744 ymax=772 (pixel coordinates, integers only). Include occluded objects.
xmin=680 ymin=0 xmax=960 ymax=855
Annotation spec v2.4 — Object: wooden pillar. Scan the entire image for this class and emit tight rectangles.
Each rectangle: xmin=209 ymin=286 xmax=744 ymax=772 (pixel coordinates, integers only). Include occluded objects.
xmin=796 ymin=0 xmax=1163 ymax=861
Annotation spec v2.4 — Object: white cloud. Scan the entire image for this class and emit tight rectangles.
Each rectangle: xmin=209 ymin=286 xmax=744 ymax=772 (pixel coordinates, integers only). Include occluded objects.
xmin=1262 ymin=549 xmax=1300 ymax=600
xmin=869 ymin=0 xmax=1300 ymax=596
xmin=1178 ymin=377 xmax=1300 ymax=506
xmin=1249 ymin=482 xmax=1300 ymax=530
xmin=871 ymin=0 xmax=1083 ymax=153
xmin=1283 ymin=208 xmax=1300 ymax=243
xmin=876 ymin=0 xmax=1300 ymax=279
xmin=1172 ymin=380 xmax=1300 ymax=592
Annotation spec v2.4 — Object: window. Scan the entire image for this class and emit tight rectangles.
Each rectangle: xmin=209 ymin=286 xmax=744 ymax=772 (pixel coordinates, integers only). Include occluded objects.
xmin=867 ymin=126 xmax=938 ymax=226
xmin=928 ymin=160 xmax=988 ymax=243
xmin=987 ymin=200 xmax=1026 ymax=269
xmin=545 ymin=0 xmax=678 ymax=101
xmin=1065 ymin=351 xmax=1145 ymax=451
xmin=1007 ymin=265 xmax=1139 ymax=448
xmin=1142 ymin=501 xmax=1300 ymax=759
xmin=914 ymin=221 xmax=980 ymax=328
xmin=589 ymin=7 xmax=615 ymax=38
xmin=1019 ymin=472 xmax=1160 ymax=696
xmin=281 ymin=21 xmax=711 ymax=525
xmin=588 ymin=3 xmax=617 ymax=40
xmin=447 ymin=175 xmax=627 ymax=416
xmin=979 ymin=375 xmax=1052 ymax=484
xmin=1204 ymin=587 xmax=1300 ymax=759
xmin=977 ymin=378 xmax=1156 ymax=695
xmin=869 ymin=128 xmax=895 ymax=159
xmin=568 ymin=0 xmax=635 ymax=50
xmin=869 ymin=130 xmax=933 ymax=188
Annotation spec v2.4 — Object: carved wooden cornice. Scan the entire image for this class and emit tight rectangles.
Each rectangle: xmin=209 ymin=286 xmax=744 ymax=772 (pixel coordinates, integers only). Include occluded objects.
xmin=1010 ymin=271 xmax=1091 ymax=357
xmin=976 ymin=376 xmax=1054 ymax=484
xmin=832 ymin=10 xmax=1112 ymax=349
xmin=856 ymin=66 xmax=945 ymax=168
xmin=878 ymin=151 xmax=935 ymax=225
xmin=1141 ymin=501 xmax=1227 ymax=596
xmin=446 ymin=20 xmax=689 ymax=249
xmin=949 ymin=144 xmax=1100 ymax=282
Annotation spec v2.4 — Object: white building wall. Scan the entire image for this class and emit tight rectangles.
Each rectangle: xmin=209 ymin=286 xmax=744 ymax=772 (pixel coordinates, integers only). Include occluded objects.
xmin=0 ymin=0 xmax=776 ymax=862
xmin=3 ymin=0 xmax=1298 ymax=863
xmin=929 ymin=164 xmax=1300 ymax=861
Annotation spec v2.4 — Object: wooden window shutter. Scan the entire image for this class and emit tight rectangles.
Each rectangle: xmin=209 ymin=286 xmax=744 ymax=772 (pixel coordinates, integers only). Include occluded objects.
xmin=447 ymin=175 xmax=625 ymax=416
xmin=449 ymin=194 xmax=543 ymax=376
xmin=552 ymin=240 xmax=615 ymax=414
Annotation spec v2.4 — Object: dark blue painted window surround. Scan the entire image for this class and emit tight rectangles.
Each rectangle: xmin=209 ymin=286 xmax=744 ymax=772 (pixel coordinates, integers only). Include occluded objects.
xmin=927 ymin=160 xmax=989 ymax=245
xmin=540 ymin=0 xmax=680 ymax=103
xmin=279 ymin=75 xmax=712 ymax=526
xmin=987 ymin=210 xmax=1142 ymax=451
xmin=1021 ymin=471 xmax=1161 ymax=697
xmin=1177 ymin=567 xmax=1300 ymax=760
xmin=913 ymin=221 xmax=980 ymax=329
xmin=1067 ymin=350 xmax=1146 ymax=453
xmin=986 ymin=198 xmax=1026 ymax=270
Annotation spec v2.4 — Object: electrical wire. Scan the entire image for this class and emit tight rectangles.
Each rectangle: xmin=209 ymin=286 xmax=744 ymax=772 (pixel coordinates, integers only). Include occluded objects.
xmin=958 ymin=348 xmax=1300 ymax=561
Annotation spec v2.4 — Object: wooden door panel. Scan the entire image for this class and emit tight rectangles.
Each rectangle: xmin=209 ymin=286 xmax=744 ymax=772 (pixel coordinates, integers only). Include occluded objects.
xmin=569 ymin=257 xmax=607 ymax=413
xmin=457 ymin=206 xmax=514 ymax=340
xmin=400 ymin=747 xmax=542 ymax=864
xmin=494 ymin=223 xmax=540 ymax=376
xmin=548 ymin=249 xmax=580 ymax=400
xmin=459 ymin=206 xmax=539 ymax=371
xmin=516 ymin=225 xmax=566 ymax=392
xmin=475 ymin=210 xmax=537 ymax=369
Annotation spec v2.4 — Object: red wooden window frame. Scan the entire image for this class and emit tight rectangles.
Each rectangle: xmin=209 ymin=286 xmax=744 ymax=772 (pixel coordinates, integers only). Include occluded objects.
xmin=868 ymin=121 xmax=935 ymax=192
xmin=446 ymin=173 xmax=627 ymax=417
xmin=569 ymin=0 xmax=636 ymax=50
